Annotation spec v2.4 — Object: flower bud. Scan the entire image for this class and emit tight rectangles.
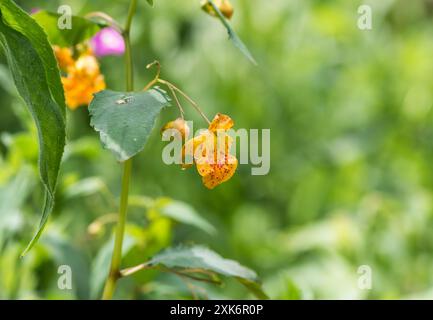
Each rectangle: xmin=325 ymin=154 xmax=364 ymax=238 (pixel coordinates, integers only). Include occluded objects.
xmin=201 ymin=0 xmax=234 ymax=20
xmin=90 ymin=27 xmax=125 ymax=57
xmin=161 ymin=118 xmax=190 ymax=140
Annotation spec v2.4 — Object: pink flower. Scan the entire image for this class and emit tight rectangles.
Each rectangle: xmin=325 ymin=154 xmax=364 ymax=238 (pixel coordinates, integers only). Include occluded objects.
xmin=90 ymin=27 xmax=125 ymax=57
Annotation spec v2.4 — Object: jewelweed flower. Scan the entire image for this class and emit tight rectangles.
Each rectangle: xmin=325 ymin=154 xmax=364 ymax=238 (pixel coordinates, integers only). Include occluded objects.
xmin=90 ymin=27 xmax=125 ymax=57
xmin=182 ymin=113 xmax=237 ymax=189
xmin=54 ymin=46 xmax=106 ymax=110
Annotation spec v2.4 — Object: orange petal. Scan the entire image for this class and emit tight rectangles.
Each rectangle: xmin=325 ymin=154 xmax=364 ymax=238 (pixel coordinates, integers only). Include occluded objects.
xmin=208 ymin=113 xmax=234 ymax=132
xmin=196 ymin=161 xmax=214 ymax=177
xmin=181 ymin=132 xmax=208 ymax=169
xmin=60 ymin=51 xmax=106 ymax=110
xmin=215 ymin=132 xmax=234 ymax=156
xmin=75 ymin=54 xmax=100 ymax=76
xmin=53 ymin=46 xmax=74 ymax=71
xmin=201 ymin=155 xmax=238 ymax=189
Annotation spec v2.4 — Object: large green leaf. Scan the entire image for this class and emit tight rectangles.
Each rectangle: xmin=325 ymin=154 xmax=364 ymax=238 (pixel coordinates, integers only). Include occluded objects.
xmin=32 ymin=10 xmax=102 ymax=47
xmin=89 ymin=88 xmax=171 ymax=161
xmin=144 ymin=245 xmax=268 ymax=299
xmin=0 ymin=0 xmax=66 ymax=255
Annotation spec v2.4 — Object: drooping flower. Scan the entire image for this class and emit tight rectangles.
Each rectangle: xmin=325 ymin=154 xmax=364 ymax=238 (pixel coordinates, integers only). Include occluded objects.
xmin=90 ymin=27 xmax=125 ymax=57
xmin=54 ymin=46 xmax=106 ymax=109
xmin=201 ymin=0 xmax=234 ymax=20
xmin=182 ymin=113 xmax=237 ymax=189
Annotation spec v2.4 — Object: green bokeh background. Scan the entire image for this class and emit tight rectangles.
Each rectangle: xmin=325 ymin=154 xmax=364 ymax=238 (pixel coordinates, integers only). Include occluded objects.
xmin=1 ymin=0 xmax=433 ymax=299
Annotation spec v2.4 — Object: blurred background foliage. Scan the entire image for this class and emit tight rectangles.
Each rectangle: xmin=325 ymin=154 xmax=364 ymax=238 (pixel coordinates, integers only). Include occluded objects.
xmin=1 ymin=0 xmax=433 ymax=299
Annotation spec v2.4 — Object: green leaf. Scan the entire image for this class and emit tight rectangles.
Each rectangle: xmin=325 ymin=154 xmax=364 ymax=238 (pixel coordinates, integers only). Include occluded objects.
xmin=146 ymin=0 xmax=154 ymax=7
xmin=32 ymin=10 xmax=102 ymax=47
xmin=207 ymin=0 xmax=257 ymax=65
xmin=89 ymin=88 xmax=171 ymax=162
xmin=0 ymin=0 xmax=66 ymax=255
xmin=145 ymin=245 xmax=268 ymax=299
xmin=159 ymin=199 xmax=216 ymax=235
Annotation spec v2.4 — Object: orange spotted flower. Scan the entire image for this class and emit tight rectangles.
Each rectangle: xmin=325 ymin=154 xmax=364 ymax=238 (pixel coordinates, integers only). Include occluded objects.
xmin=54 ymin=46 xmax=106 ymax=110
xmin=182 ymin=113 xmax=237 ymax=189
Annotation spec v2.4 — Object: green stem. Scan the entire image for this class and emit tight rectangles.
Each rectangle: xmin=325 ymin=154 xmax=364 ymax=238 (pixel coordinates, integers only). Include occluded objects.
xmin=124 ymin=0 xmax=138 ymax=34
xmin=101 ymin=0 xmax=137 ymax=300
xmin=208 ymin=0 xmax=231 ymax=32
xmin=124 ymin=34 xmax=134 ymax=92
xmin=102 ymin=159 xmax=132 ymax=299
